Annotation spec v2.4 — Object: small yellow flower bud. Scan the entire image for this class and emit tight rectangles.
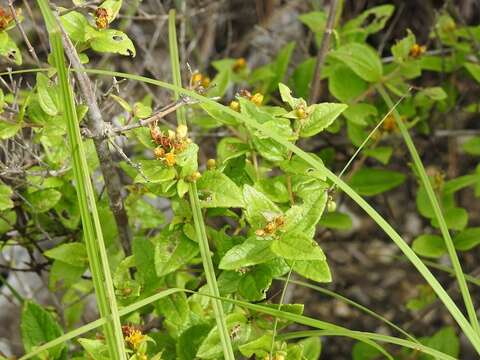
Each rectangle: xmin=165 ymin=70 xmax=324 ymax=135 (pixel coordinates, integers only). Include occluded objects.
xmin=189 ymin=171 xmax=202 ymax=182
xmin=233 ymin=57 xmax=247 ymax=71
xmin=327 ymin=199 xmax=337 ymax=213
xmin=229 ymin=100 xmax=240 ymax=112
xmin=251 ymin=93 xmax=264 ymax=106
xmin=201 ymin=76 xmax=211 ymax=88
xmin=296 ymin=105 xmax=307 ymax=119
xmin=409 ymin=43 xmax=426 ymax=58
xmin=191 ymin=72 xmax=203 ymax=85
xmin=207 ymin=158 xmax=216 ymax=170
xmin=255 ymin=229 xmax=266 ymax=237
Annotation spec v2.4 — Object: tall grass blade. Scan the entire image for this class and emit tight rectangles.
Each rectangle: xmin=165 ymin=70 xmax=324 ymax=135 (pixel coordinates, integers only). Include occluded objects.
xmin=35 ymin=2 xmax=127 ymax=359
xmin=377 ymin=84 xmax=480 ymax=335
xmin=168 ymin=9 xmax=235 ymax=359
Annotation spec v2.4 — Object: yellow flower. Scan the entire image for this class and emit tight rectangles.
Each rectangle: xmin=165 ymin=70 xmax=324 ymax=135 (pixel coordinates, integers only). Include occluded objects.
xmin=229 ymin=100 xmax=240 ymax=112
xmin=125 ymin=329 xmax=145 ymax=350
xmin=164 ymin=152 xmax=176 ymax=167
xmin=409 ymin=43 xmax=426 ymax=58
xmin=251 ymin=93 xmax=264 ymax=106
xmin=233 ymin=58 xmax=247 ymax=72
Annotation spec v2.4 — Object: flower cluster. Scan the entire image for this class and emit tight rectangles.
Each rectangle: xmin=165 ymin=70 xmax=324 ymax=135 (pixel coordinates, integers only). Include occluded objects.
xmin=0 ymin=7 xmax=14 ymax=31
xmin=94 ymin=7 xmax=109 ymax=29
xmin=190 ymin=71 xmax=211 ymax=90
xmin=409 ymin=43 xmax=426 ymax=58
xmin=229 ymin=89 xmax=264 ymax=112
xmin=255 ymin=215 xmax=285 ymax=237
xmin=122 ymin=325 xmax=145 ymax=350
xmin=150 ymin=124 xmax=191 ymax=167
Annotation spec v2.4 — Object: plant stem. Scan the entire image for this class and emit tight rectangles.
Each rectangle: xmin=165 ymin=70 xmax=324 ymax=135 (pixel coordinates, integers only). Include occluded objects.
xmin=168 ymin=9 xmax=235 ymax=360
xmin=56 ymin=15 xmax=133 ymax=256
xmin=36 ymin=1 xmax=127 ymax=359
xmin=309 ymin=0 xmax=340 ymax=103
xmin=377 ymin=84 xmax=480 ymax=335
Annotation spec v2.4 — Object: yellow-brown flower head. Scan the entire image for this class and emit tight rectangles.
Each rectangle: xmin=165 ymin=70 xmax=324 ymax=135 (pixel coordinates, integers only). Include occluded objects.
xmin=125 ymin=328 xmax=145 ymax=350
xmin=251 ymin=93 xmax=264 ymax=106
xmin=233 ymin=57 xmax=247 ymax=72
xmin=409 ymin=43 xmax=426 ymax=58
xmin=0 ymin=7 xmax=14 ymax=31
xmin=382 ymin=114 xmax=397 ymax=132
xmin=154 ymin=146 xmax=165 ymax=159
xmin=164 ymin=152 xmax=176 ymax=167
xmin=94 ymin=7 xmax=109 ymax=29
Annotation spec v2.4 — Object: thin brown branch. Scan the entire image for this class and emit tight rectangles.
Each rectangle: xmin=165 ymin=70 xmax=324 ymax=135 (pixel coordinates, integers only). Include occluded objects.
xmin=309 ymin=0 xmax=340 ymax=104
xmin=54 ymin=13 xmax=133 ymax=256
xmin=8 ymin=0 xmax=41 ymax=66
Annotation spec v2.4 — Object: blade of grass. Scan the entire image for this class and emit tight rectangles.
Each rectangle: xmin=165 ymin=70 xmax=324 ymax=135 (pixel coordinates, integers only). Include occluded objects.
xmin=277 ymin=331 xmax=456 ymax=360
xmin=376 ymin=84 xmax=480 ymax=335
xmin=168 ymin=10 xmax=235 ymax=360
xmin=281 ymin=278 xmax=418 ymax=343
xmin=35 ymin=2 xmax=127 ymax=359
xmin=74 ymin=67 xmax=480 ymax=354
xmin=21 ymin=287 xmax=452 ymax=360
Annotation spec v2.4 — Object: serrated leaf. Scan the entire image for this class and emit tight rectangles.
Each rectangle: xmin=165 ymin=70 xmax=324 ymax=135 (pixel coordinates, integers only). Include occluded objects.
xmin=271 ymin=232 xmax=326 ymax=261
xmin=21 ymin=301 xmax=65 ymax=359
xmin=243 ymin=185 xmax=282 ymax=229
xmin=37 ymin=73 xmax=58 ymax=116
xmin=44 ymin=242 xmax=88 ymax=266
xmin=290 ymin=259 xmax=331 ymax=282
xmin=299 ymin=103 xmax=347 ymax=137
xmin=0 ymin=32 xmax=22 ymax=65
xmin=238 ymin=265 xmax=272 ymax=301
xmin=329 ymin=43 xmax=383 ymax=82
xmin=26 ymin=189 xmax=62 ymax=213
xmin=219 ymin=237 xmax=277 ymax=270
xmin=90 ymin=29 xmax=136 ymax=56
xmin=0 ymin=183 xmax=14 ymax=211
xmin=349 ymin=168 xmax=406 ymax=196
xmin=155 ymin=231 xmax=199 ymax=276
xmin=197 ymin=170 xmax=245 ymax=208
xmin=135 ymin=160 xmax=176 ymax=183
xmin=412 ymin=234 xmax=446 ymax=258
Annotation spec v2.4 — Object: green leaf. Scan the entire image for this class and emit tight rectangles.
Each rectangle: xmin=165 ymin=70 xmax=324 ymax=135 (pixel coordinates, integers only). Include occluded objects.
xmin=391 ymin=29 xmax=416 ymax=63
xmin=61 ymin=11 xmax=91 ymax=43
xmin=217 ymin=137 xmax=249 ymax=163
xmin=78 ymin=338 xmax=109 ymax=360
xmin=291 ymin=259 xmax=331 ymax=283
xmin=462 ymin=136 xmax=480 ymax=155
xmin=238 ymin=265 xmax=272 ymax=301
xmin=177 ymin=324 xmax=211 ymax=360
xmin=299 ymin=103 xmax=347 ymax=138
xmin=155 ymin=230 xmax=199 ymax=277
xmin=133 ymin=237 xmax=158 ymax=285
xmin=363 ymin=146 xmax=393 ymax=165
xmin=197 ymin=313 xmax=251 ymax=359
xmin=197 ymin=170 xmax=245 ymax=208
xmin=21 ymin=301 xmax=65 ymax=359
xmin=299 ymin=337 xmax=322 ymax=360
xmin=127 ymin=198 xmax=165 ymax=229
xmin=329 ymin=43 xmax=383 ymax=82
xmin=44 ymin=243 xmax=88 ymax=266
xmin=37 ymin=73 xmax=58 ymax=116
xmin=419 ymin=327 xmax=459 ymax=360
xmin=431 ymin=207 xmax=468 ymax=231
xmin=219 ymin=237 xmax=277 ymax=270
xmin=465 ymin=62 xmax=480 ymax=83
xmin=0 ymin=32 xmax=22 ymax=65
xmin=319 ymin=211 xmax=353 ymax=230
xmin=278 ymin=82 xmax=304 ymax=109
xmin=290 ymin=57 xmax=316 ymax=99
xmin=239 ymin=334 xmax=272 ymax=358
xmin=352 ymin=341 xmax=382 ymax=360
xmin=328 ymin=64 xmax=368 ymax=102
xmin=90 ymin=29 xmax=136 ymax=56
xmin=135 ymin=160 xmax=176 ymax=183
xmin=349 ymin=168 xmax=406 ymax=196
xmin=453 ymin=227 xmax=480 ymax=251
xmin=0 ymin=183 xmax=14 ymax=211
xmin=243 ymin=185 xmax=282 ymax=229
xmin=271 ymin=232 xmax=326 ymax=261
xmin=342 ymin=5 xmax=394 ymax=39
xmin=99 ymin=0 xmax=123 ymax=23
xmin=412 ymin=234 xmax=446 ymax=258
xmin=26 ymin=189 xmax=62 ymax=213
xmin=133 ymin=102 xmax=152 ymax=119
xmin=343 ymin=103 xmax=378 ymax=126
